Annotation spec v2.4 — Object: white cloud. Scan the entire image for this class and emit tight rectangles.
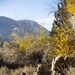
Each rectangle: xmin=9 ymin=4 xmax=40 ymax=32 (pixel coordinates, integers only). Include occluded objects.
xmin=35 ymin=17 xmax=55 ymax=31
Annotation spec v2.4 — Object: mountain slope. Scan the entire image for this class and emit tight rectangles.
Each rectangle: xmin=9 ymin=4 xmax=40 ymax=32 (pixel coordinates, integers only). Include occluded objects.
xmin=0 ymin=16 xmax=49 ymax=40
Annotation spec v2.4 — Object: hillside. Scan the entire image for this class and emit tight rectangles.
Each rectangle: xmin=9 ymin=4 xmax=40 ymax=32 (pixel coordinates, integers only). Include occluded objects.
xmin=0 ymin=16 xmax=49 ymax=40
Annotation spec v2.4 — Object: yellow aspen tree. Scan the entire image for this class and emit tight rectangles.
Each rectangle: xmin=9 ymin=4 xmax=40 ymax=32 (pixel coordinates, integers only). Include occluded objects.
xmin=64 ymin=0 xmax=75 ymax=28
xmin=65 ymin=0 xmax=75 ymax=15
xmin=50 ymin=25 xmax=74 ymax=56
xmin=50 ymin=0 xmax=75 ymax=57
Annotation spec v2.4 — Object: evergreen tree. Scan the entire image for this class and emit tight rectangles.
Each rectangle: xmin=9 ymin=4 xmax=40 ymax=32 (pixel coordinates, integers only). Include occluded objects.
xmin=51 ymin=0 xmax=73 ymax=35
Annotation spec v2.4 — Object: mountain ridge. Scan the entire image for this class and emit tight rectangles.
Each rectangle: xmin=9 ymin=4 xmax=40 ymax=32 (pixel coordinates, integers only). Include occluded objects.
xmin=0 ymin=16 xmax=49 ymax=40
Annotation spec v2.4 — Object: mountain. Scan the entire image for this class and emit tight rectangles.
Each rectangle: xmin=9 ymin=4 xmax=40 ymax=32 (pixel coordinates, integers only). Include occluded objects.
xmin=0 ymin=16 xmax=49 ymax=40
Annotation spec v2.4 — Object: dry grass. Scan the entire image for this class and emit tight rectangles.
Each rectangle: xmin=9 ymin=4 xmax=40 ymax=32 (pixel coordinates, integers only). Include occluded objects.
xmin=11 ymin=65 xmax=36 ymax=75
xmin=0 ymin=66 xmax=11 ymax=75
xmin=0 ymin=65 xmax=36 ymax=75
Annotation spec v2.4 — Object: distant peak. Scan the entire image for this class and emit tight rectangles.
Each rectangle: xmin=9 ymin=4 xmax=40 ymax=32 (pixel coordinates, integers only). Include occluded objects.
xmin=0 ymin=16 xmax=15 ymax=21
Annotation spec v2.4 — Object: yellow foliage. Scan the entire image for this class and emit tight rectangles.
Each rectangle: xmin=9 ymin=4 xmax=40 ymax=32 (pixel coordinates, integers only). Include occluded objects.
xmin=3 ymin=42 xmax=9 ymax=47
xmin=12 ymin=33 xmax=34 ymax=50
xmin=65 ymin=0 xmax=75 ymax=15
xmin=11 ymin=26 xmax=50 ymax=51
xmin=50 ymin=25 xmax=74 ymax=56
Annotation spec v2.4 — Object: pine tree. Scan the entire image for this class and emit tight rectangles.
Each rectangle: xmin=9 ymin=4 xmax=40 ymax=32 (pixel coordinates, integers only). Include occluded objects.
xmin=51 ymin=0 xmax=73 ymax=35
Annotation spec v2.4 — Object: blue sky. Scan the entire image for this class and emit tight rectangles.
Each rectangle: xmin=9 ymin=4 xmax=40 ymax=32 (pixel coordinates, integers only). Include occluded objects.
xmin=0 ymin=0 xmax=59 ymax=31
